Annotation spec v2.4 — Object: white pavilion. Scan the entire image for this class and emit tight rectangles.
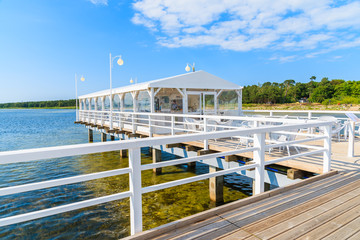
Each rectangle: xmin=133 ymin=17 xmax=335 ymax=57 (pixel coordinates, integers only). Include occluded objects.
xmin=78 ymin=70 xmax=243 ymax=116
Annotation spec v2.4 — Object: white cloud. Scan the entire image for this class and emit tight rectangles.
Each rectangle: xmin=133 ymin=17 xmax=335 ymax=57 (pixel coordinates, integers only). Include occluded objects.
xmin=131 ymin=0 xmax=360 ymax=60
xmin=89 ymin=0 xmax=108 ymax=5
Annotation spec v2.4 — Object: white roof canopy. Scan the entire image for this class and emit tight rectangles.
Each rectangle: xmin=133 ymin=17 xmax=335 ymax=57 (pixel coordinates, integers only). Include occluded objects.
xmin=79 ymin=70 xmax=242 ymax=99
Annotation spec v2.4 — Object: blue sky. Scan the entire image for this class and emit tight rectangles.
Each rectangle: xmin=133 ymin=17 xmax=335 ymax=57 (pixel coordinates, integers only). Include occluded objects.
xmin=1 ymin=0 xmax=360 ymax=103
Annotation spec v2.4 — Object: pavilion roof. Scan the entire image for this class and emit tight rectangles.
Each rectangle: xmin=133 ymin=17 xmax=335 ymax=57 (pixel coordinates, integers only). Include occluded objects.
xmin=79 ymin=70 xmax=242 ymax=99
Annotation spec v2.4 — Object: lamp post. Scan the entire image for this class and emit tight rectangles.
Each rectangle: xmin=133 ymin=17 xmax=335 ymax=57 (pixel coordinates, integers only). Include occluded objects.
xmin=75 ymin=73 xmax=85 ymax=121
xmin=185 ymin=63 xmax=195 ymax=72
xmin=130 ymin=77 xmax=138 ymax=84
xmin=109 ymin=53 xmax=124 ymax=129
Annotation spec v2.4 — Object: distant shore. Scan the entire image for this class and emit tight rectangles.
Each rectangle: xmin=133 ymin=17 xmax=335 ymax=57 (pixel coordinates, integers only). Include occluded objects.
xmin=243 ymin=103 xmax=360 ymax=111
xmin=0 ymin=107 xmax=76 ymax=109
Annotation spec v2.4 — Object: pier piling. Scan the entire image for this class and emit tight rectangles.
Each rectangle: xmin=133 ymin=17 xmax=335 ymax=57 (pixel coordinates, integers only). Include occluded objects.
xmin=88 ymin=129 xmax=93 ymax=142
xmin=101 ymin=132 xmax=107 ymax=142
xmin=209 ymin=166 xmax=224 ymax=205
xmin=152 ymin=149 xmax=162 ymax=175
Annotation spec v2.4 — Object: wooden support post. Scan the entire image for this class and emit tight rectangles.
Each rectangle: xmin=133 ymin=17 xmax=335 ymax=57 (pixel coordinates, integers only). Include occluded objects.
xmin=209 ymin=166 xmax=223 ymax=205
xmin=166 ymin=143 xmax=183 ymax=148
xmin=128 ymin=133 xmax=141 ymax=138
xmin=88 ymin=129 xmax=93 ymax=142
xmin=196 ymin=149 xmax=215 ymax=169
xmin=148 ymin=147 xmax=153 ymax=156
xmin=225 ymin=155 xmax=238 ymax=162
xmin=252 ymin=180 xmax=271 ymax=195
xmin=101 ymin=132 xmax=107 ymax=142
xmin=185 ymin=145 xmax=198 ymax=152
xmin=120 ymin=149 xmax=128 ymax=158
xmin=152 ymin=149 xmax=162 ymax=175
xmin=287 ymin=168 xmax=304 ymax=180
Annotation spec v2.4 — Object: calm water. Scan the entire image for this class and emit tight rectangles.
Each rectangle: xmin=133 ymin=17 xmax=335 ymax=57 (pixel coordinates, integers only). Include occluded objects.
xmin=0 ymin=109 xmax=251 ymax=239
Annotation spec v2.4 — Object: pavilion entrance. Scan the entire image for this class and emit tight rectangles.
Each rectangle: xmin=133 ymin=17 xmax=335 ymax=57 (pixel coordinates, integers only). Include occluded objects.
xmin=187 ymin=92 xmax=216 ymax=115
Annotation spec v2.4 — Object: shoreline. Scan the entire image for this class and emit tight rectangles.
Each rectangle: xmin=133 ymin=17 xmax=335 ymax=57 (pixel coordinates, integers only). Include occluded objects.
xmin=0 ymin=107 xmax=76 ymax=110
xmin=243 ymin=103 xmax=360 ymax=111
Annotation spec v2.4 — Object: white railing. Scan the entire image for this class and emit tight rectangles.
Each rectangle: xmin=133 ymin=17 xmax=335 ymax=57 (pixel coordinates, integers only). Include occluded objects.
xmin=0 ymin=120 xmax=332 ymax=236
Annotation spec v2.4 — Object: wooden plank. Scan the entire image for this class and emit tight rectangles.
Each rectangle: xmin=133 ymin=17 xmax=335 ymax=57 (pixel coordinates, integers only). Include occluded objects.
xmin=219 ymin=171 xmax=344 ymax=222
xmin=322 ymin=215 xmax=360 ymax=240
xmin=220 ymin=172 xmax=356 ymax=226
xmin=298 ymin=205 xmax=360 ymax=240
xmin=194 ymin=224 xmax=240 ymax=240
xmin=216 ymin=228 xmax=251 ymax=240
xmin=239 ymin=177 xmax=360 ymax=238
xmin=267 ymin=186 xmax=360 ymax=240
xmin=346 ymin=229 xmax=360 ymax=240
xmin=165 ymin=218 xmax=233 ymax=240
xmin=152 ymin=216 xmax=221 ymax=240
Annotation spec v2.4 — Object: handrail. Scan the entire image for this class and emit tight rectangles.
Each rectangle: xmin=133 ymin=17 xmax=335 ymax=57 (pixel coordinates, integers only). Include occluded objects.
xmin=0 ymin=116 xmax=333 ymax=235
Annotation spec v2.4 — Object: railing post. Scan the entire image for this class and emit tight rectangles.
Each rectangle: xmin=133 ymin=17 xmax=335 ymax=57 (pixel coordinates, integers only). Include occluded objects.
xmin=308 ymin=111 xmax=312 ymax=134
xmin=171 ymin=115 xmax=175 ymax=136
xmin=269 ymin=111 xmax=273 ymax=117
xmin=204 ymin=117 xmax=208 ymax=150
xmin=253 ymin=129 xmax=265 ymax=195
xmin=323 ymin=124 xmax=332 ymax=173
xmin=149 ymin=115 xmax=153 ymax=137
xmin=129 ymin=147 xmax=142 ymax=235
xmin=101 ymin=111 xmax=104 ymax=126
xmin=348 ymin=120 xmax=355 ymax=157
xmin=132 ymin=113 xmax=136 ymax=134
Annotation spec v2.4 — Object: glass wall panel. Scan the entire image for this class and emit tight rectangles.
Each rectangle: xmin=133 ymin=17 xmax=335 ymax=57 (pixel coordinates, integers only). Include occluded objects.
xmin=90 ymin=98 xmax=95 ymax=110
xmin=188 ymin=94 xmax=201 ymax=113
xmin=113 ymin=94 xmax=120 ymax=111
xmin=137 ymin=91 xmax=150 ymax=112
xmin=85 ymin=99 xmax=89 ymax=110
xmin=104 ymin=96 xmax=110 ymax=110
xmin=124 ymin=93 xmax=133 ymax=111
xmin=218 ymin=91 xmax=238 ymax=110
xmin=96 ymin=98 xmax=102 ymax=111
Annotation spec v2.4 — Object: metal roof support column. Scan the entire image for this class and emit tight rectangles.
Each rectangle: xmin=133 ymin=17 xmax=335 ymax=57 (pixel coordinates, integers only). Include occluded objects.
xmin=119 ymin=94 xmax=124 ymax=130
xmin=236 ymin=89 xmax=243 ymax=116
xmin=215 ymin=90 xmax=223 ymax=115
xmin=101 ymin=96 xmax=105 ymax=126
xmin=131 ymin=91 xmax=139 ymax=134
xmin=148 ymin=88 xmax=155 ymax=113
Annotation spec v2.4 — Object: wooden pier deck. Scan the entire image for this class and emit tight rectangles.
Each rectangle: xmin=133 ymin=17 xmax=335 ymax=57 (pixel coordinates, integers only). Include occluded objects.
xmin=125 ymin=138 xmax=360 ymax=240
xmin=126 ymin=169 xmax=360 ymax=240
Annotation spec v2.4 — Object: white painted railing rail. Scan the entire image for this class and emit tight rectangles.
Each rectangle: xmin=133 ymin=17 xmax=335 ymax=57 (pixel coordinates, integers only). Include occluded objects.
xmin=0 ymin=121 xmax=332 ymax=235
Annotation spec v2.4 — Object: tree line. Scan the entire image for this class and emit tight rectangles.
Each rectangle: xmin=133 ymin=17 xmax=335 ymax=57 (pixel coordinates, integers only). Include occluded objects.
xmin=0 ymin=99 xmax=76 ymax=108
xmin=243 ymin=76 xmax=360 ymax=105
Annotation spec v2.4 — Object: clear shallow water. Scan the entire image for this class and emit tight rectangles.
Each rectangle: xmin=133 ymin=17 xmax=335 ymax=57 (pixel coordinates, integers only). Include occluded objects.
xmin=0 ymin=109 xmax=252 ymax=239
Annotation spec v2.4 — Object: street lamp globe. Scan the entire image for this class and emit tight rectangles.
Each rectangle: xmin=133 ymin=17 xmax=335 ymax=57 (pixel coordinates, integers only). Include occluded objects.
xmin=80 ymin=76 xmax=85 ymax=82
xmin=185 ymin=64 xmax=191 ymax=72
xmin=117 ymin=56 xmax=124 ymax=66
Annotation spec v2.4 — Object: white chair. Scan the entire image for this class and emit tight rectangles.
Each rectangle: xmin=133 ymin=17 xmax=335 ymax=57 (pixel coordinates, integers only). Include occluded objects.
xmin=318 ymin=116 xmax=345 ymax=141
xmin=268 ymin=130 xmax=300 ymax=156
xmin=184 ymin=118 xmax=203 ymax=132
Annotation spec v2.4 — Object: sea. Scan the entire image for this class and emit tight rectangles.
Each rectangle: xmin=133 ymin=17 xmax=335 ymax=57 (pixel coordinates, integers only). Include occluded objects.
xmin=0 ymin=109 xmax=252 ymax=239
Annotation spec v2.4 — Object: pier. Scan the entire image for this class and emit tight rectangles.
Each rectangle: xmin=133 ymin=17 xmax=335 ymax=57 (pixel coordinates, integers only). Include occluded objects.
xmin=1 ymin=71 xmax=360 ymax=238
